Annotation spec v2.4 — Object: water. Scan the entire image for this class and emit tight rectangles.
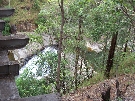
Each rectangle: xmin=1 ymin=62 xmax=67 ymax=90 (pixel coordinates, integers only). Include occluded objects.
xmin=19 ymin=46 xmax=57 ymax=79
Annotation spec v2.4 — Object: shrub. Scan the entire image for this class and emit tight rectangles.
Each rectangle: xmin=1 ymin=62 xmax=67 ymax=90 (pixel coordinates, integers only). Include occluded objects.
xmin=2 ymin=22 xmax=10 ymax=36
xmin=16 ymin=68 xmax=54 ymax=97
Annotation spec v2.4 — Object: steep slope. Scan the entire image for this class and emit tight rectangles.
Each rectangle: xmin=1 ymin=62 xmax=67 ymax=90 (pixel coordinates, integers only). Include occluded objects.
xmin=62 ymin=74 xmax=135 ymax=101
xmin=2 ymin=0 xmax=47 ymax=32
xmin=10 ymin=0 xmax=39 ymax=23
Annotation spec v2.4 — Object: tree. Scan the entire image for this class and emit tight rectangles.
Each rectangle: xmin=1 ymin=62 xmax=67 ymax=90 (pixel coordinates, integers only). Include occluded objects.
xmin=117 ymin=0 xmax=135 ymax=52
xmin=105 ymin=32 xmax=118 ymax=78
xmin=34 ymin=0 xmax=70 ymax=93
xmin=63 ymin=0 xmax=91 ymax=89
xmin=56 ymin=0 xmax=65 ymax=93
xmin=85 ymin=0 xmax=130 ymax=78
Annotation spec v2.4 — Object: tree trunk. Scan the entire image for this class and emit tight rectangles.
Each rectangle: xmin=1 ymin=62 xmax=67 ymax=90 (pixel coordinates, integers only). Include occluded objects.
xmin=123 ymin=40 xmax=128 ymax=52
xmin=102 ymin=35 xmax=108 ymax=67
xmin=104 ymin=32 xmax=118 ymax=78
xmin=79 ymin=58 xmax=83 ymax=84
xmin=62 ymin=53 xmax=66 ymax=94
xmin=56 ymin=0 xmax=64 ymax=93
xmin=74 ymin=16 xmax=83 ymax=90
xmin=74 ymin=47 xmax=79 ymax=90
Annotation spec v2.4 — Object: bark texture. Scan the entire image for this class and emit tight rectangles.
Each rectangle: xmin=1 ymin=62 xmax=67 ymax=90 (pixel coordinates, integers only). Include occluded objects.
xmin=56 ymin=0 xmax=65 ymax=93
xmin=104 ymin=32 xmax=118 ymax=78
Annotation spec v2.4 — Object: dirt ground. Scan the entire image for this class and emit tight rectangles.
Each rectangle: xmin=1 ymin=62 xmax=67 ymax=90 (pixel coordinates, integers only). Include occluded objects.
xmin=62 ymin=74 xmax=135 ymax=101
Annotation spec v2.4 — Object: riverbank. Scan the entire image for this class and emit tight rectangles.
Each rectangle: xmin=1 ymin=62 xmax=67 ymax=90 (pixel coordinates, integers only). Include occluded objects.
xmin=12 ymin=32 xmax=57 ymax=67
xmin=12 ymin=32 xmax=102 ymax=68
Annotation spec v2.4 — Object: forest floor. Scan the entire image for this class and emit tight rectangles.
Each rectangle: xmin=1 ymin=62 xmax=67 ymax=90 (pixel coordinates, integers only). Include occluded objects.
xmin=62 ymin=74 xmax=135 ymax=101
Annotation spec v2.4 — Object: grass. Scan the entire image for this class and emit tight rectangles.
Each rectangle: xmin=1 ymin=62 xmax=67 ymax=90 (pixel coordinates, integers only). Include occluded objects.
xmin=79 ymin=72 xmax=104 ymax=88
xmin=8 ymin=0 xmax=40 ymax=24
xmin=110 ymin=52 xmax=135 ymax=77
xmin=79 ymin=52 xmax=135 ymax=89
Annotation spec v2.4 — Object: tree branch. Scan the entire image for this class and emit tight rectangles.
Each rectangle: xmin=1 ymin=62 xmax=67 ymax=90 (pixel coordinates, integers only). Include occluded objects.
xmin=58 ymin=0 xmax=61 ymax=8
xmin=120 ymin=5 xmax=135 ymax=27
xmin=129 ymin=0 xmax=135 ymax=12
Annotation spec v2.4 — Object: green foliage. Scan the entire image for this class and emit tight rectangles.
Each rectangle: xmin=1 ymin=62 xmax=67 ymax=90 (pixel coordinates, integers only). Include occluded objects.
xmin=62 ymin=0 xmax=89 ymax=53
xmin=15 ymin=0 xmax=135 ymax=97
xmin=9 ymin=0 xmax=41 ymax=24
xmin=35 ymin=4 xmax=60 ymax=36
xmin=85 ymin=0 xmax=129 ymax=41
xmin=0 ymin=0 xmax=8 ymax=7
xmin=79 ymin=72 xmax=104 ymax=88
xmin=112 ymin=53 xmax=135 ymax=76
xmin=2 ymin=22 xmax=10 ymax=36
xmin=32 ymin=0 xmax=41 ymax=11
xmin=85 ymin=51 xmax=105 ymax=71
xmin=36 ymin=51 xmax=73 ymax=93
xmin=16 ymin=68 xmax=54 ymax=97
xmin=16 ymin=50 xmax=73 ymax=96
xmin=36 ymin=51 xmax=58 ymax=78
xmin=2 ymin=17 xmax=11 ymax=36
xmin=69 ymin=0 xmax=89 ymax=17
xmin=35 ymin=11 xmax=47 ymax=25
xmin=26 ymin=32 xmax=43 ymax=44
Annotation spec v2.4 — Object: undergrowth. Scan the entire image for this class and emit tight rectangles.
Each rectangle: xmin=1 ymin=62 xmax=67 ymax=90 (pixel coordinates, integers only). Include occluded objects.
xmin=79 ymin=72 xmax=104 ymax=88
xmin=9 ymin=0 xmax=42 ymax=24
xmin=111 ymin=52 xmax=135 ymax=77
xmin=79 ymin=52 xmax=135 ymax=88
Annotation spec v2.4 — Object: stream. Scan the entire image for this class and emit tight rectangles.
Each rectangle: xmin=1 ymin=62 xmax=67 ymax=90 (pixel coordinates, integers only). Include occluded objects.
xmin=19 ymin=46 xmax=57 ymax=79
xmin=18 ymin=42 xmax=102 ymax=79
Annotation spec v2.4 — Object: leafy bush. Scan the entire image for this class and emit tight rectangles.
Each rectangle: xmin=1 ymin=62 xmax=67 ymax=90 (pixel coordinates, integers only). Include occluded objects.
xmin=16 ymin=68 xmax=54 ymax=97
xmin=35 ymin=10 xmax=47 ymax=25
xmin=36 ymin=50 xmax=73 ymax=93
xmin=2 ymin=22 xmax=11 ymax=36
xmin=111 ymin=52 xmax=135 ymax=76
xmin=32 ymin=0 xmax=41 ymax=11
xmin=27 ymin=32 xmax=43 ymax=44
xmin=16 ymin=50 xmax=72 ymax=97
xmin=36 ymin=51 xmax=58 ymax=78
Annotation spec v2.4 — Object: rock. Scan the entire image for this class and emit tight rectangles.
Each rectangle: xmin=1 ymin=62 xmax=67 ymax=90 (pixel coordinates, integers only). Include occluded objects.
xmin=101 ymin=83 xmax=111 ymax=101
xmin=12 ymin=32 xmax=57 ymax=67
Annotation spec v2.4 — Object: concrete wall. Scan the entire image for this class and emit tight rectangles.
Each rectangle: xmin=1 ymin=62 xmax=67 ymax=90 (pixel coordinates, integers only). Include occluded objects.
xmin=10 ymin=93 xmax=61 ymax=101
xmin=0 ymin=77 xmax=20 ymax=101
